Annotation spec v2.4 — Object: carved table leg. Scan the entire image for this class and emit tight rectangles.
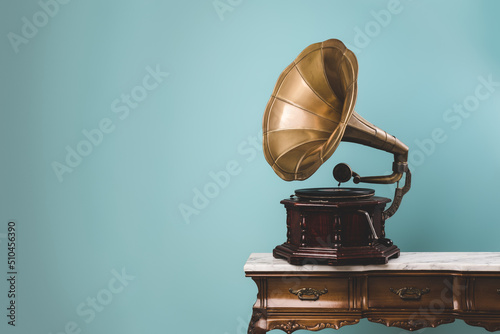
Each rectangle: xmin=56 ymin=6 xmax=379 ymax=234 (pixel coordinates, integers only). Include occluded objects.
xmin=248 ymin=309 xmax=267 ymax=334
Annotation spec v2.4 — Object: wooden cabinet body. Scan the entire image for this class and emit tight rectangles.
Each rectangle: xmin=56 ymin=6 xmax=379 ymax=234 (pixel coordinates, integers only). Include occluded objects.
xmin=245 ymin=253 xmax=500 ymax=333
xmin=274 ymin=197 xmax=399 ymax=265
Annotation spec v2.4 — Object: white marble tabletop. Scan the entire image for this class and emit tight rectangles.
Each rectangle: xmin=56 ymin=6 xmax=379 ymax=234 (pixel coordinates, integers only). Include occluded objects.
xmin=245 ymin=252 xmax=500 ymax=272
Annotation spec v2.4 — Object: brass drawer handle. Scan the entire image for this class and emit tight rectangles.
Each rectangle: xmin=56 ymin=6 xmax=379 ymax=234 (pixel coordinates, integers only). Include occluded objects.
xmin=390 ymin=287 xmax=430 ymax=301
xmin=497 ymin=289 xmax=500 ymax=294
xmin=289 ymin=288 xmax=328 ymax=301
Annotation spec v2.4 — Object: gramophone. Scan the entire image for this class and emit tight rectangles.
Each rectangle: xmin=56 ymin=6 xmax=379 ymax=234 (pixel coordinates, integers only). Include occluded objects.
xmin=263 ymin=39 xmax=411 ymax=265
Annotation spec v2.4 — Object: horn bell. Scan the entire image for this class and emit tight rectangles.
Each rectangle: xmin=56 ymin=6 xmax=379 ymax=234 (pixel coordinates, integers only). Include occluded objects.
xmin=263 ymin=39 xmax=358 ymax=181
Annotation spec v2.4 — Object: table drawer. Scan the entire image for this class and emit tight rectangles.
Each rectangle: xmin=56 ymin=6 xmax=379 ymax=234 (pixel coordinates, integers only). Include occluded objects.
xmin=473 ymin=277 xmax=500 ymax=311
xmin=267 ymin=277 xmax=349 ymax=309
xmin=367 ymin=275 xmax=453 ymax=309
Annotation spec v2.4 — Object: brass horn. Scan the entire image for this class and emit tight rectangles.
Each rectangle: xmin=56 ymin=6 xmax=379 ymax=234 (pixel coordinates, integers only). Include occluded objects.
xmin=262 ymin=39 xmax=411 ymax=219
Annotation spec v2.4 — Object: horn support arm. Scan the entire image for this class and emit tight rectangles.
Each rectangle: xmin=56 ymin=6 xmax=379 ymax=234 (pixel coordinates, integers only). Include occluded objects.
xmin=352 ymin=153 xmax=411 ymax=220
xmin=353 ymin=154 xmax=408 ymax=185
xmin=333 ymin=153 xmax=411 ymax=220
xmin=334 ymin=112 xmax=412 ymax=219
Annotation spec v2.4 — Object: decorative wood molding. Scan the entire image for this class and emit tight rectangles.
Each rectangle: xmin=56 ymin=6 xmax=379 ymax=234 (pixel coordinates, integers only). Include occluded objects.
xmin=368 ymin=317 xmax=454 ymax=331
xmin=285 ymin=208 xmax=291 ymax=244
xmin=248 ymin=309 xmax=267 ymax=334
xmin=271 ymin=320 xmax=358 ymax=334
xmin=333 ymin=214 xmax=341 ymax=244
xmin=465 ymin=320 xmax=500 ymax=332
xmin=299 ymin=213 xmax=306 ymax=247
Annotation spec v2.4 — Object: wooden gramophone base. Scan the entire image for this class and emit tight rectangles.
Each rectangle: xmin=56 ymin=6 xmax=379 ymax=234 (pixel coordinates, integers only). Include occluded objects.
xmin=274 ymin=196 xmax=400 ymax=265
xmin=274 ymin=242 xmax=400 ymax=266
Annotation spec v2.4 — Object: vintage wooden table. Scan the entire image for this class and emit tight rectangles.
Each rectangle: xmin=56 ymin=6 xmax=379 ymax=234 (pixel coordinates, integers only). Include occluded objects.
xmin=245 ymin=252 xmax=500 ymax=333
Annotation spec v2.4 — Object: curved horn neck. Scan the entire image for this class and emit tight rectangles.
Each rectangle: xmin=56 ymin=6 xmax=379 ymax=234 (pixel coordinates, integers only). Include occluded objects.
xmin=343 ymin=112 xmax=408 ymax=157
xmin=342 ymin=112 xmax=409 ymax=184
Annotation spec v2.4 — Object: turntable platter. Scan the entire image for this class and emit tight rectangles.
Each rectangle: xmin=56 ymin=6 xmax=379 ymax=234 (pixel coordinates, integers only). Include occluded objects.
xmin=295 ymin=187 xmax=374 ymax=200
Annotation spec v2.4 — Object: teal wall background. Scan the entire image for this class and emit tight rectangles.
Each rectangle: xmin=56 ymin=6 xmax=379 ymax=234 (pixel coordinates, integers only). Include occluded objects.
xmin=1 ymin=1 xmax=500 ymax=333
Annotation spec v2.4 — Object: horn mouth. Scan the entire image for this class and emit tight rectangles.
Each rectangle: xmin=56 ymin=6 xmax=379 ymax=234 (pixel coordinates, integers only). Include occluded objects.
xmin=262 ymin=39 xmax=358 ymax=181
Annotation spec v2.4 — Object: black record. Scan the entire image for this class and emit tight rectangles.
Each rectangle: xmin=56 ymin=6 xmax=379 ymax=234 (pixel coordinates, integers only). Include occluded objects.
xmin=295 ymin=187 xmax=374 ymax=200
